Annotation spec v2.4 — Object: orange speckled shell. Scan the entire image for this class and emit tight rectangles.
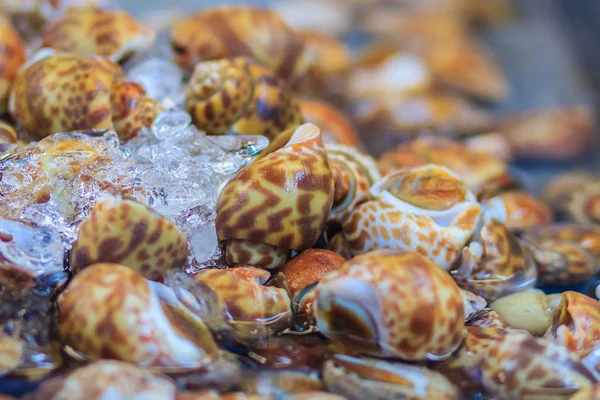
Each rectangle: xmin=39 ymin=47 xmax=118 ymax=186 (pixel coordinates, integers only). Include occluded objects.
xmin=484 ymin=190 xmax=552 ymax=231
xmin=314 ymin=249 xmax=465 ymax=361
xmin=544 ymin=291 xmax=600 ymax=357
xmin=0 ymin=14 xmax=25 ymax=113
xmin=70 ymin=198 xmax=189 ymax=282
xmin=170 ymin=7 xmax=311 ymax=80
xmin=300 ymin=99 xmax=360 ymax=147
xmin=110 ymin=79 xmax=163 ymax=140
xmin=41 ymin=7 xmax=154 ymax=62
xmin=57 ymin=263 xmax=217 ymax=368
xmin=216 ymin=123 xmax=334 ymax=254
xmin=186 ymin=57 xmax=302 ymax=141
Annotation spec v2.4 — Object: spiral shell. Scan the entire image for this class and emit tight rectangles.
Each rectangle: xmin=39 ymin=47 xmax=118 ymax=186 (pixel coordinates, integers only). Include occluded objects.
xmin=300 ymin=99 xmax=360 ymax=147
xmin=170 ymin=7 xmax=312 ymax=80
xmin=543 ymin=172 xmax=600 ymax=225
xmin=483 ymin=190 xmax=553 ymax=231
xmin=314 ymin=249 xmax=465 ymax=361
xmin=522 ymin=223 xmax=600 ymax=285
xmin=70 ymin=198 xmax=189 ymax=282
xmin=216 ymin=123 xmax=334 ymax=269
xmin=9 ymin=52 xmax=162 ymax=141
xmin=185 ymin=57 xmax=302 ymax=141
xmin=342 ymin=164 xmax=481 ymax=269
xmin=453 ymin=218 xmax=537 ymax=301
xmin=57 ymin=263 xmax=217 ymax=368
xmin=0 ymin=14 xmax=25 ymax=113
xmin=41 ymin=7 xmax=155 ymax=63
xmin=323 ymin=355 xmax=459 ymax=400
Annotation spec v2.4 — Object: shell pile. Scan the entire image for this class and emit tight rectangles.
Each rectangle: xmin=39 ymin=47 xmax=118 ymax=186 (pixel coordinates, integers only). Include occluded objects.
xmin=0 ymin=1 xmax=598 ymax=399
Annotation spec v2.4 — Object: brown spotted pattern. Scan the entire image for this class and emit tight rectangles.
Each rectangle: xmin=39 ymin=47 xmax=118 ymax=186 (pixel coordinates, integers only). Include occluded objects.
xmin=70 ymin=198 xmax=188 ymax=281
xmin=314 ymin=249 xmax=465 ymax=361
xmin=453 ymin=219 xmax=538 ymax=301
xmin=57 ymin=263 xmax=217 ymax=368
xmin=42 ymin=7 xmax=154 ymax=62
xmin=51 ymin=360 xmax=176 ymax=400
xmin=186 ymin=57 xmax=302 ymax=141
xmin=300 ymin=99 xmax=360 ymax=147
xmin=216 ymin=123 xmax=334 ymax=267
xmin=523 ymin=223 xmax=600 ymax=285
xmin=342 ymin=165 xmax=481 ymax=269
xmin=323 ymin=355 xmax=459 ymax=400
xmin=544 ymin=291 xmax=600 ymax=358
xmin=0 ymin=121 xmax=17 ymax=154
xmin=484 ymin=190 xmax=553 ymax=231
xmin=0 ymin=14 xmax=25 ymax=113
xmin=194 ymin=267 xmax=292 ymax=340
xmin=170 ymin=7 xmax=311 ymax=80
xmin=9 ymin=52 xmax=161 ymax=141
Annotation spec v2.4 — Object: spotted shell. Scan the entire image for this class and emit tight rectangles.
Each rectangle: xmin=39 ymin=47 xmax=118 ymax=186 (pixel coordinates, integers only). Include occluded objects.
xmin=323 ymin=355 xmax=459 ymax=400
xmin=453 ymin=218 xmax=538 ymax=301
xmin=522 ymin=223 xmax=600 ymax=285
xmin=216 ymin=123 xmax=334 ymax=269
xmin=194 ymin=267 xmax=292 ymax=340
xmin=0 ymin=14 xmax=25 ymax=113
xmin=300 ymin=99 xmax=360 ymax=147
xmin=327 ymin=144 xmax=380 ymax=225
xmin=9 ymin=52 xmax=162 ymax=141
xmin=57 ymin=263 xmax=218 ymax=368
xmin=185 ymin=57 xmax=302 ymax=141
xmin=0 ymin=121 xmax=17 ymax=154
xmin=170 ymin=7 xmax=312 ymax=80
xmin=70 ymin=198 xmax=189 ymax=281
xmin=49 ymin=360 xmax=176 ymax=400
xmin=543 ymin=172 xmax=600 ymax=225
xmin=41 ymin=7 xmax=155 ymax=63
xmin=343 ymin=164 xmax=481 ymax=269
xmin=483 ymin=191 xmax=553 ymax=231
xmin=544 ymin=291 xmax=600 ymax=358
xmin=378 ymin=137 xmax=512 ymax=197
xmin=314 ymin=249 xmax=465 ymax=361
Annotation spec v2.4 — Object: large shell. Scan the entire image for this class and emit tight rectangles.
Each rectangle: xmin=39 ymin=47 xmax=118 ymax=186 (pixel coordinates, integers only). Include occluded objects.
xmin=453 ymin=218 xmax=538 ymax=301
xmin=216 ymin=123 xmax=334 ymax=268
xmin=522 ymin=223 xmax=600 ymax=285
xmin=70 ymin=198 xmax=189 ymax=281
xmin=9 ymin=52 xmax=162 ymax=141
xmin=483 ymin=191 xmax=553 ymax=231
xmin=323 ymin=355 xmax=459 ymax=400
xmin=314 ymin=249 xmax=465 ymax=361
xmin=0 ymin=14 xmax=25 ymax=113
xmin=57 ymin=263 xmax=218 ymax=368
xmin=193 ymin=267 xmax=292 ymax=341
xmin=41 ymin=7 xmax=155 ymax=63
xmin=170 ymin=7 xmax=312 ymax=80
xmin=185 ymin=57 xmax=302 ymax=141
xmin=343 ymin=164 xmax=481 ymax=269
xmin=300 ymin=99 xmax=360 ymax=147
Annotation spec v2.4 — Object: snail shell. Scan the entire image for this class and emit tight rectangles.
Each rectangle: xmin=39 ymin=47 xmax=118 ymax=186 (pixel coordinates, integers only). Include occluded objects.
xmin=57 ymin=263 xmax=218 ymax=368
xmin=323 ymin=355 xmax=459 ymax=400
xmin=9 ymin=52 xmax=162 ymax=141
xmin=483 ymin=190 xmax=553 ymax=231
xmin=314 ymin=249 xmax=465 ymax=361
xmin=453 ymin=218 xmax=538 ymax=301
xmin=0 ymin=121 xmax=18 ymax=154
xmin=41 ymin=7 xmax=155 ymax=63
xmin=170 ymin=7 xmax=312 ymax=80
xmin=185 ymin=57 xmax=302 ymax=141
xmin=543 ymin=172 xmax=600 ymax=225
xmin=70 ymin=198 xmax=189 ymax=282
xmin=216 ymin=123 xmax=334 ymax=269
xmin=0 ymin=14 xmax=25 ymax=113
xmin=300 ymin=99 xmax=360 ymax=147
xmin=342 ymin=164 xmax=481 ymax=269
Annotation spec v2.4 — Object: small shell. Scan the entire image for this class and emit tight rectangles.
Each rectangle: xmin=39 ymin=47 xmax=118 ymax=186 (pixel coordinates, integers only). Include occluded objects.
xmin=41 ymin=7 xmax=155 ymax=63
xmin=343 ymin=164 xmax=481 ymax=269
xmin=0 ymin=14 xmax=25 ymax=113
xmin=300 ymin=99 xmax=360 ymax=147
xmin=9 ymin=52 xmax=162 ymax=141
xmin=543 ymin=172 xmax=600 ymax=225
xmin=70 ymin=198 xmax=189 ymax=282
xmin=314 ymin=249 xmax=465 ymax=361
xmin=0 ymin=121 xmax=18 ymax=154
xmin=483 ymin=191 xmax=553 ymax=231
xmin=490 ymin=290 xmax=552 ymax=335
xmin=544 ymin=291 xmax=600 ymax=357
xmin=453 ymin=218 xmax=537 ymax=301
xmin=193 ymin=267 xmax=293 ymax=341
xmin=186 ymin=57 xmax=303 ymax=141
xmin=57 ymin=263 xmax=218 ymax=368
xmin=324 ymin=355 xmax=458 ymax=400
xmin=170 ymin=7 xmax=312 ymax=80
xmin=522 ymin=223 xmax=600 ymax=285
xmin=216 ymin=123 xmax=334 ymax=268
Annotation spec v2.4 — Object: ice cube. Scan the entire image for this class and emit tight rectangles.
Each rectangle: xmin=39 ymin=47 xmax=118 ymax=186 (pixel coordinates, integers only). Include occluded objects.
xmin=127 ymin=58 xmax=185 ymax=108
